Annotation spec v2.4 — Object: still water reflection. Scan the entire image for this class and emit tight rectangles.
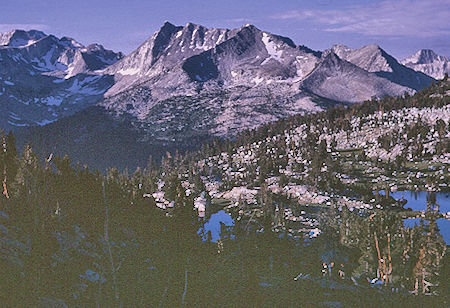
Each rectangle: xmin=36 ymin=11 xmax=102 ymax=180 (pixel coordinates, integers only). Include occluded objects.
xmin=389 ymin=191 xmax=449 ymax=244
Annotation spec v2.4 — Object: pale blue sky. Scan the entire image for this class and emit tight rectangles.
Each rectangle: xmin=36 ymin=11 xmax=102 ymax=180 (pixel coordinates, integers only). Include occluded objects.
xmin=2 ymin=0 xmax=449 ymax=59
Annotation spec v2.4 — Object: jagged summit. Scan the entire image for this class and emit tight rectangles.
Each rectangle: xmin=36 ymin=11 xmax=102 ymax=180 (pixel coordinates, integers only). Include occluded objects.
xmin=330 ymin=44 xmax=353 ymax=60
xmin=0 ymin=29 xmax=88 ymax=52
xmin=0 ymin=29 xmax=47 ymax=47
xmin=0 ymin=21 xmax=442 ymax=145
xmin=403 ymin=49 xmax=448 ymax=65
xmin=107 ymin=21 xmax=318 ymax=91
xmin=401 ymin=49 xmax=449 ymax=80
xmin=104 ymin=22 xmax=233 ymax=95
xmin=105 ymin=21 xmax=433 ymax=100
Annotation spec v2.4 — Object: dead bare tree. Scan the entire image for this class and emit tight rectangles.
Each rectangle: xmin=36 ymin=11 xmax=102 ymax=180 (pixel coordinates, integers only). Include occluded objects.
xmin=2 ymin=157 xmax=9 ymax=199
xmin=374 ymin=232 xmax=384 ymax=282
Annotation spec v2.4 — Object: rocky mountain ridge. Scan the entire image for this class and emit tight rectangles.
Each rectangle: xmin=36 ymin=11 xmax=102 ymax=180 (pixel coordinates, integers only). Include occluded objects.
xmin=1 ymin=23 xmax=439 ymax=133
xmin=2 ymin=23 xmax=445 ymax=169
xmin=329 ymin=44 xmax=434 ymax=90
xmin=98 ymin=22 xmax=430 ymax=140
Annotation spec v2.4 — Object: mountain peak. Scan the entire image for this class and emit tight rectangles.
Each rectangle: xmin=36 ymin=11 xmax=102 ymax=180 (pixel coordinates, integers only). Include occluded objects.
xmin=404 ymin=49 xmax=447 ymax=64
xmin=300 ymin=48 xmax=411 ymax=104
xmin=365 ymin=43 xmax=382 ymax=50
xmin=240 ymin=24 xmax=260 ymax=32
xmin=332 ymin=44 xmax=351 ymax=49
xmin=331 ymin=44 xmax=352 ymax=51
xmin=342 ymin=43 xmax=396 ymax=73
xmin=416 ymin=49 xmax=441 ymax=63
xmin=359 ymin=44 xmax=389 ymax=57
xmin=162 ymin=21 xmax=175 ymax=27
xmin=320 ymin=50 xmax=345 ymax=66
xmin=17 ymin=29 xmax=47 ymax=38
xmin=401 ymin=49 xmax=449 ymax=79
xmin=184 ymin=22 xmax=200 ymax=29
xmin=59 ymin=36 xmax=84 ymax=49
xmin=157 ymin=21 xmax=181 ymax=36
xmin=0 ymin=29 xmax=47 ymax=47
xmin=330 ymin=44 xmax=353 ymax=59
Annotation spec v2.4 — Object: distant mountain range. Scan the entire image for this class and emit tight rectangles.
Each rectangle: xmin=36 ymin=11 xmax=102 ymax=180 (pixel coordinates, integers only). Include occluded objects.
xmin=0 ymin=29 xmax=122 ymax=129
xmin=1 ymin=22 xmax=447 ymax=169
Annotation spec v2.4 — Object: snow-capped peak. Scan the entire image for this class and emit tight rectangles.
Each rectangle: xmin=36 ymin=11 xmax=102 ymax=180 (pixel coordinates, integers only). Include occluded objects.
xmin=0 ymin=29 xmax=47 ymax=47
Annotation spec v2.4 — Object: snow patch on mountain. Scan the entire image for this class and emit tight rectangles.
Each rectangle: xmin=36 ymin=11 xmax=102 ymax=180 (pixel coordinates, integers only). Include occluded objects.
xmin=117 ymin=67 xmax=140 ymax=76
xmin=261 ymin=32 xmax=283 ymax=64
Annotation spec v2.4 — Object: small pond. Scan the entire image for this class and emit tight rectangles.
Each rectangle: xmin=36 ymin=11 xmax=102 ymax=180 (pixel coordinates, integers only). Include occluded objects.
xmin=387 ymin=191 xmax=450 ymax=245
xmin=198 ymin=210 xmax=234 ymax=242
xmin=388 ymin=190 xmax=449 ymax=212
xmin=200 ymin=191 xmax=450 ymax=244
